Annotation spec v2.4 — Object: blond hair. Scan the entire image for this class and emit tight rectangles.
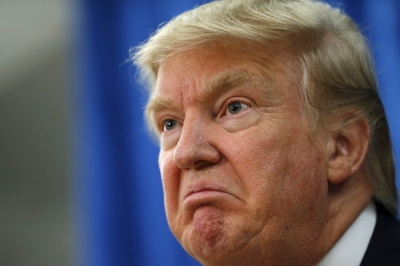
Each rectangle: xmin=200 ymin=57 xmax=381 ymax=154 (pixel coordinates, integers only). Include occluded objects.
xmin=131 ymin=0 xmax=397 ymax=215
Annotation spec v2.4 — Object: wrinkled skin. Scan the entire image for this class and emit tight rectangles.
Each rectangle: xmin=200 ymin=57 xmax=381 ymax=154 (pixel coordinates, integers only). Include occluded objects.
xmin=148 ymin=42 xmax=370 ymax=265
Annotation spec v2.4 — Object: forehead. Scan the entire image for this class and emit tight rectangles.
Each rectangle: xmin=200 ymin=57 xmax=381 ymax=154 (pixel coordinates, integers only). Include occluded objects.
xmin=155 ymin=41 xmax=296 ymax=97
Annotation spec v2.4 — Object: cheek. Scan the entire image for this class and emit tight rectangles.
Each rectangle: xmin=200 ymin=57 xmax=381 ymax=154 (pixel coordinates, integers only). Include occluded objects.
xmin=159 ymin=151 xmax=181 ymax=217
xmin=222 ymin=133 xmax=288 ymax=213
xmin=277 ymin=141 xmax=328 ymax=217
xmin=229 ymin=129 xmax=327 ymax=213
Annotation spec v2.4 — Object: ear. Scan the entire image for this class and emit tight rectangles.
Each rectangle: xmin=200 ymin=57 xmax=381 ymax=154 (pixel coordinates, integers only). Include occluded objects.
xmin=327 ymin=117 xmax=371 ymax=184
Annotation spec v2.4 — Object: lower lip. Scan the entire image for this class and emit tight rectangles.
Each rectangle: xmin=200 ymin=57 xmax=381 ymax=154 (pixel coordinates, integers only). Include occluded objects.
xmin=183 ymin=190 xmax=231 ymax=206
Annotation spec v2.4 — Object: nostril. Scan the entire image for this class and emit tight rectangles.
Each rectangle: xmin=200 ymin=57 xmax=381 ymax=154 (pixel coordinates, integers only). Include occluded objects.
xmin=173 ymin=141 xmax=221 ymax=170
xmin=193 ymin=159 xmax=219 ymax=171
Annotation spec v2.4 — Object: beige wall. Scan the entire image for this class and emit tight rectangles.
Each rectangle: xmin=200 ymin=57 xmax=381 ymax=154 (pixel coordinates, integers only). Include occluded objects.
xmin=0 ymin=0 xmax=73 ymax=265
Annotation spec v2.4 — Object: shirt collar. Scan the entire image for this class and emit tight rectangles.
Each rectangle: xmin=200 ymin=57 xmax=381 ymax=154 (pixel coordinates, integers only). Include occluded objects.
xmin=317 ymin=201 xmax=377 ymax=266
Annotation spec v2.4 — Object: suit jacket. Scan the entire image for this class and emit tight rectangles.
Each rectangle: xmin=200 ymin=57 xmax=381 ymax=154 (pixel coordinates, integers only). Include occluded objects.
xmin=360 ymin=203 xmax=400 ymax=266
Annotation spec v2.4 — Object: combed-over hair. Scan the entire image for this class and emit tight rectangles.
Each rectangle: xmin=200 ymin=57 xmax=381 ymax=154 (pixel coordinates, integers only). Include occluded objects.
xmin=131 ymin=0 xmax=397 ymax=215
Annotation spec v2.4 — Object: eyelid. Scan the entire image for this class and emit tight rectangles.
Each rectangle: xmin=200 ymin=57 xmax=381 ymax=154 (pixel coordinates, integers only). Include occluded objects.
xmin=227 ymin=102 xmax=250 ymax=115
xmin=159 ymin=117 xmax=172 ymax=132
xmin=157 ymin=115 xmax=182 ymax=133
xmin=219 ymin=98 xmax=252 ymax=117
xmin=163 ymin=119 xmax=177 ymax=131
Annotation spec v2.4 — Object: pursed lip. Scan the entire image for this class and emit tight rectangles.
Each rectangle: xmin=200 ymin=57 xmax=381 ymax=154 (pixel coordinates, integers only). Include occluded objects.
xmin=183 ymin=182 xmax=237 ymax=205
xmin=184 ymin=182 xmax=225 ymax=197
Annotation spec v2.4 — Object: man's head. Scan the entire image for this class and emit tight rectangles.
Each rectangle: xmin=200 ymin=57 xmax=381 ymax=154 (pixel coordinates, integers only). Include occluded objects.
xmin=132 ymin=0 xmax=397 ymax=264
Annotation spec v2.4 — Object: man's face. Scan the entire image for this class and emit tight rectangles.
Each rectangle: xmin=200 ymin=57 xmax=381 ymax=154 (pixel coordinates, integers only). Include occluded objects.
xmin=149 ymin=42 xmax=332 ymax=265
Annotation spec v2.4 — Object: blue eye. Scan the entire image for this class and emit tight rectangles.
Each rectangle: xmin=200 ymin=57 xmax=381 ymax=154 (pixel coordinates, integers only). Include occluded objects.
xmin=164 ymin=119 xmax=177 ymax=131
xmin=227 ymin=102 xmax=246 ymax=115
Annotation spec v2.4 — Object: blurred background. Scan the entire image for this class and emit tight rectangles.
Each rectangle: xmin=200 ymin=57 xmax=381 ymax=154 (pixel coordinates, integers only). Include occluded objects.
xmin=0 ymin=0 xmax=399 ymax=265
xmin=0 ymin=0 xmax=73 ymax=265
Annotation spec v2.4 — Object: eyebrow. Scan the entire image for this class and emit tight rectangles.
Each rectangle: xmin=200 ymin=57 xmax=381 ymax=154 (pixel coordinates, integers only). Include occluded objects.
xmin=145 ymin=96 xmax=172 ymax=120
xmin=146 ymin=70 xmax=265 ymax=115
xmin=201 ymin=70 xmax=261 ymax=99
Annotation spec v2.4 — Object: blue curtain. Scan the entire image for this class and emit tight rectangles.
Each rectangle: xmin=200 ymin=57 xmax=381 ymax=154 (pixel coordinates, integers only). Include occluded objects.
xmin=73 ymin=0 xmax=400 ymax=265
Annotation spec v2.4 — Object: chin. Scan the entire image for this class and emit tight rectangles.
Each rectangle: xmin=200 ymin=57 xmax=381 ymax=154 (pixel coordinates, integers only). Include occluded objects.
xmin=178 ymin=205 xmax=255 ymax=265
xmin=183 ymin=205 xmax=226 ymax=255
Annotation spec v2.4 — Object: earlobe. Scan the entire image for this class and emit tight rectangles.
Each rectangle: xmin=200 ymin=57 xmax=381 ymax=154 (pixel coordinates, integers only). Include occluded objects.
xmin=327 ymin=117 xmax=370 ymax=184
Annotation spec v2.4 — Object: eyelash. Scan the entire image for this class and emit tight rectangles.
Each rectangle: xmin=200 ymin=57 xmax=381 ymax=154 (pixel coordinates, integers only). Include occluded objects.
xmin=163 ymin=119 xmax=177 ymax=131
xmin=225 ymin=101 xmax=250 ymax=116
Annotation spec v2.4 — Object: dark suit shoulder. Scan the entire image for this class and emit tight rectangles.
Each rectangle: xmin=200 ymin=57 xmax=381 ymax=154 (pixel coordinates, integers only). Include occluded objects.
xmin=360 ymin=204 xmax=400 ymax=266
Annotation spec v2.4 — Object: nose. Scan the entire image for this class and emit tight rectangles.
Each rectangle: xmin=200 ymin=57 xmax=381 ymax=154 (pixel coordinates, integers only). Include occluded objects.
xmin=173 ymin=117 xmax=221 ymax=170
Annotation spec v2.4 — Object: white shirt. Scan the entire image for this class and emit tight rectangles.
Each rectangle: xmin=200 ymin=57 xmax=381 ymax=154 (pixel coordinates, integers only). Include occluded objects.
xmin=317 ymin=202 xmax=377 ymax=266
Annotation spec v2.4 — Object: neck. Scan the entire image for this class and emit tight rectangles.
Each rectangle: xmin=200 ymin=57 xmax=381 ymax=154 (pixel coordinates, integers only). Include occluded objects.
xmin=318 ymin=169 xmax=373 ymax=262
